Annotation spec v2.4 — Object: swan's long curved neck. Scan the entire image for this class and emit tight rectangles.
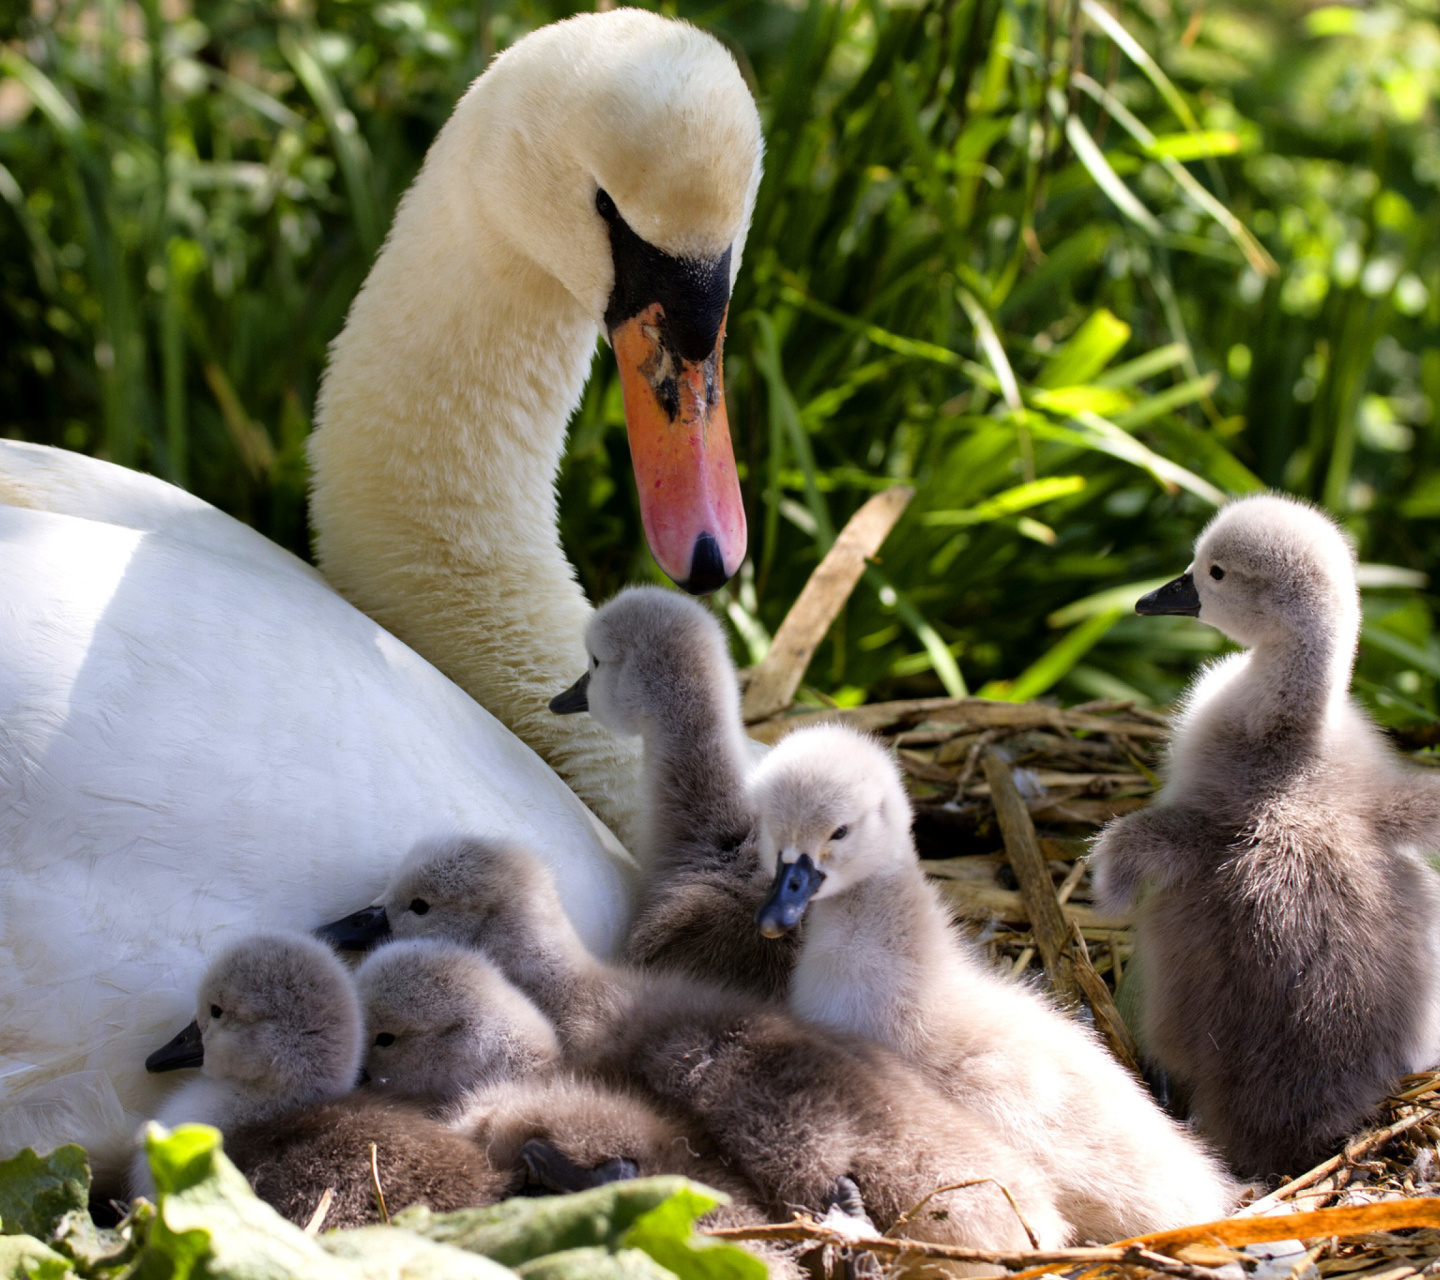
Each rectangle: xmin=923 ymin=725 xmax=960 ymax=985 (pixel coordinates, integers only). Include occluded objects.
xmin=1227 ymin=619 xmax=1356 ymax=751
xmin=309 ymin=115 xmax=641 ymax=850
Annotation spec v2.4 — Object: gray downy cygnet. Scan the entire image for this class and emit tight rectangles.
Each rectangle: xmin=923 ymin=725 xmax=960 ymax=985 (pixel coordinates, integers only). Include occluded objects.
xmin=138 ymin=932 xmax=506 ymax=1227
xmin=748 ymin=724 xmax=1238 ymax=1240
xmin=355 ymin=939 xmax=803 ymax=1276
xmin=1091 ymin=492 xmax=1440 ymax=1177
xmin=320 ymin=835 xmax=1073 ymax=1257
xmin=551 ymin=585 xmax=796 ymax=999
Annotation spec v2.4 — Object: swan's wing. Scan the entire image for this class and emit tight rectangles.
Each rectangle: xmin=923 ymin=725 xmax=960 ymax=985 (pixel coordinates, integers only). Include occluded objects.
xmin=0 ymin=502 xmax=635 ymax=1176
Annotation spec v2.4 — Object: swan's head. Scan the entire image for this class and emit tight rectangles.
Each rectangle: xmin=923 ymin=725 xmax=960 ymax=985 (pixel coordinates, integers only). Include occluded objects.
xmin=356 ymin=939 xmax=560 ymax=1104
xmin=457 ymin=9 xmax=762 ymax=593
xmin=749 ymin=725 xmax=914 ymax=936
xmin=145 ymin=933 xmax=362 ymax=1110
xmin=549 ymin=585 xmax=737 ymax=735
xmin=1136 ymin=493 xmax=1359 ymax=652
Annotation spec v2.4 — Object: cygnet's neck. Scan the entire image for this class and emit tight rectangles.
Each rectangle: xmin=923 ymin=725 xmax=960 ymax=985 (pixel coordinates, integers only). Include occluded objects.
xmin=790 ymin=860 xmax=943 ymax=1059
xmin=309 ymin=101 xmax=642 ymax=850
xmin=639 ymin=672 xmax=753 ymax=868
xmin=480 ymin=913 xmax=612 ymax=1052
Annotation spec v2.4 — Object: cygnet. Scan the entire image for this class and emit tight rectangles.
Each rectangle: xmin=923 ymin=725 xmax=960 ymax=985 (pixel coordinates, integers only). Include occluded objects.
xmin=356 ymin=938 xmax=561 ymax=1106
xmin=551 ymin=585 xmax=795 ymax=998
xmin=352 ymin=940 xmax=797 ymax=1272
xmin=138 ymin=932 xmax=505 ymax=1227
xmin=321 ymin=836 xmax=1073 ymax=1256
xmin=1092 ymin=492 xmax=1440 ymax=1176
xmin=749 ymin=723 xmax=1239 ymax=1240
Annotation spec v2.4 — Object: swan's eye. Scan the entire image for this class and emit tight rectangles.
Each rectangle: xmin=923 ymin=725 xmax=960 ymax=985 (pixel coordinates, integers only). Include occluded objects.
xmin=374 ymin=1032 xmax=396 ymax=1048
xmin=831 ymin=826 xmax=849 ymax=841
xmin=409 ymin=899 xmax=430 ymax=916
xmin=210 ymin=1005 xmax=223 ymax=1019
xmin=1210 ymin=565 xmax=1225 ymax=581
xmin=595 ymin=188 xmax=618 ymax=223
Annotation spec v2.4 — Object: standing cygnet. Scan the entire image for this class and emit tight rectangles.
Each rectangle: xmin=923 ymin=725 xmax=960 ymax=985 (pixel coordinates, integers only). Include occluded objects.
xmin=749 ymin=724 xmax=1238 ymax=1241
xmin=551 ymin=586 xmax=795 ymax=999
xmin=1091 ymin=492 xmax=1440 ymax=1177
xmin=138 ymin=932 xmax=506 ymax=1227
xmin=356 ymin=938 xmax=561 ymax=1106
xmin=321 ymin=836 xmax=1073 ymax=1257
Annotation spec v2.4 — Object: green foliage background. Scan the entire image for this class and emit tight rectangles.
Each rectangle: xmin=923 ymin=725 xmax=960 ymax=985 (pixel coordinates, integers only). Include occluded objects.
xmin=2 ymin=0 xmax=1439 ymax=718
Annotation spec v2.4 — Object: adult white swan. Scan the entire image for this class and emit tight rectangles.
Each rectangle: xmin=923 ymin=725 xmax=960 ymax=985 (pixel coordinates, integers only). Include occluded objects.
xmin=0 ymin=9 xmax=761 ymax=1179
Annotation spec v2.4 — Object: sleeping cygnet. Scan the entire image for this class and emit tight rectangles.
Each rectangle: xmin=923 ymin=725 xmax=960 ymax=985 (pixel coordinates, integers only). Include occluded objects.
xmin=137 ymin=932 xmax=506 ymax=1227
xmin=551 ymin=585 xmax=797 ymax=999
xmin=749 ymin=725 xmax=1239 ymax=1241
xmin=321 ymin=836 xmax=1073 ymax=1261
xmin=354 ymin=939 xmax=800 ymax=1274
xmin=1092 ymin=492 xmax=1440 ymax=1177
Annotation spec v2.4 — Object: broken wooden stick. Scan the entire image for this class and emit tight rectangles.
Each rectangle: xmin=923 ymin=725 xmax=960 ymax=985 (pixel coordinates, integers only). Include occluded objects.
xmin=742 ymin=485 xmax=913 ymax=723
xmin=983 ymin=747 xmax=1140 ymax=1075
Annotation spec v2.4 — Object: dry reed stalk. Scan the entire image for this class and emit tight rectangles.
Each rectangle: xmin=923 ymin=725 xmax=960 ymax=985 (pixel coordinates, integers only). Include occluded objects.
xmin=742 ymin=485 xmax=912 ymax=723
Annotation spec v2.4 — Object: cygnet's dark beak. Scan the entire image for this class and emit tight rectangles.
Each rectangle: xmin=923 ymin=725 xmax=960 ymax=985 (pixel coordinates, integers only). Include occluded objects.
xmin=520 ymin=1138 xmax=639 ymax=1194
xmin=549 ymin=670 xmax=590 ymax=716
xmin=315 ymin=905 xmax=391 ymax=952
xmin=756 ymin=854 xmax=826 ymax=938
xmin=1135 ymin=572 xmax=1201 ymax=617
xmin=146 ymin=1019 xmax=203 ymax=1073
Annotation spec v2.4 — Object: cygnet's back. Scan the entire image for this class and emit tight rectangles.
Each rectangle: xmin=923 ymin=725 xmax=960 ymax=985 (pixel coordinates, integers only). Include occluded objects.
xmin=137 ymin=932 xmax=504 ymax=1227
xmin=1092 ymin=493 xmax=1440 ymax=1176
xmin=749 ymin=725 xmax=1238 ymax=1240
xmin=329 ymin=835 xmax=1071 ymax=1252
xmin=556 ymin=586 xmax=796 ymax=998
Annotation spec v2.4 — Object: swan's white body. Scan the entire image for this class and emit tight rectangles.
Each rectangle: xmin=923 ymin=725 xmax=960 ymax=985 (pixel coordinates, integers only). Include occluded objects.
xmin=0 ymin=444 xmax=632 ymax=1174
xmin=0 ymin=9 xmax=761 ymax=1179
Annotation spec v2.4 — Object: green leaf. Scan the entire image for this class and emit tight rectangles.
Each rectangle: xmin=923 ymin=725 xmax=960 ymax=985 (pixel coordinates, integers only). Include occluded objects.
xmin=1030 ymin=386 xmax=1132 ymax=416
xmin=134 ymin=1124 xmax=352 ymax=1280
xmin=982 ymin=609 xmax=1126 ymax=702
xmin=321 ymin=1227 xmax=517 ymax=1280
xmin=0 ymin=1148 xmax=89 ymax=1241
xmin=923 ymin=476 xmax=1088 ymax=527
xmin=623 ymin=1185 xmax=764 ymax=1280
xmin=1111 ymin=374 xmax=1220 ymax=429
xmin=396 ymin=1178 xmax=698 ymax=1270
xmin=1144 ymin=131 xmax=1242 ymax=161
xmin=1063 ymin=116 xmax=1162 ymax=236
xmin=0 ymin=1235 xmax=74 ymax=1280
xmin=1036 ymin=310 xmax=1132 ymax=389
xmin=516 ymin=1248 xmax=675 ymax=1280
xmin=1048 ymin=579 xmax=1174 ymax=628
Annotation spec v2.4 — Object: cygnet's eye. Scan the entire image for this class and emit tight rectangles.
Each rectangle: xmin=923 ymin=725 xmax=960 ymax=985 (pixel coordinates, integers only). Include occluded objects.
xmin=1210 ymin=565 xmax=1225 ymax=581
xmin=210 ymin=1005 xmax=223 ymax=1019
xmin=595 ymin=188 xmax=618 ymax=223
xmin=831 ymin=825 xmax=849 ymax=841
xmin=373 ymin=1032 xmax=396 ymax=1048
xmin=409 ymin=899 xmax=430 ymax=916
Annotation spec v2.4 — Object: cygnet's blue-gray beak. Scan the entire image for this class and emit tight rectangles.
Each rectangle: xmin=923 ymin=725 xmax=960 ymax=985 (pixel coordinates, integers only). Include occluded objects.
xmin=315 ymin=905 xmax=391 ymax=952
xmin=146 ymin=1019 xmax=203 ymax=1073
xmin=1136 ymin=572 xmax=1201 ymax=617
xmin=549 ymin=671 xmax=590 ymax=715
xmin=756 ymin=853 xmax=826 ymax=938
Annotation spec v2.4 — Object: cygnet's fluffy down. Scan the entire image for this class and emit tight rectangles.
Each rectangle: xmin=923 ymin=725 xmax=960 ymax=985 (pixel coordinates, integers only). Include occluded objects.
xmin=135 ymin=932 xmax=504 ymax=1227
xmin=749 ymin=726 xmax=1238 ymax=1240
xmin=324 ymin=835 xmax=1072 ymax=1259
xmin=555 ymin=586 xmax=796 ymax=999
xmin=356 ymin=938 xmax=561 ymax=1106
xmin=1092 ymin=493 xmax=1440 ymax=1176
xmin=354 ymin=941 xmax=802 ymax=1277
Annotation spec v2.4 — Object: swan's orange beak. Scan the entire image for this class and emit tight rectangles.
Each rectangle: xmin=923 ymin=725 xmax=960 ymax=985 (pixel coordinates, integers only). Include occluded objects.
xmin=612 ymin=303 xmax=745 ymax=594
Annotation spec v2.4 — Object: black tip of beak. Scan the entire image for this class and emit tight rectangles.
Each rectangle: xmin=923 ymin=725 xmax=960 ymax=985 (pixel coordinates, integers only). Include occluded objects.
xmin=520 ymin=1139 xmax=641 ymax=1195
xmin=549 ymin=670 xmax=590 ymax=715
xmin=1135 ymin=572 xmax=1202 ymax=617
xmin=146 ymin=1019 xmax=203 ymax=1073
xmin=756 ymin=854 xmax=827 ymax=938
xmin=315 ymin=905 xmax=391 ymax=952
xmin=678 ymin=532 xmax=728 ymax=596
